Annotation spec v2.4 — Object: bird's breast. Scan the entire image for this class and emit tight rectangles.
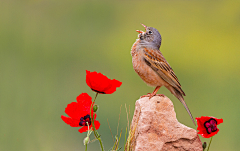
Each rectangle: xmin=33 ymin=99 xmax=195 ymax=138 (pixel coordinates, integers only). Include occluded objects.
xmin=131 ymin=46 xmax=167 ymax=87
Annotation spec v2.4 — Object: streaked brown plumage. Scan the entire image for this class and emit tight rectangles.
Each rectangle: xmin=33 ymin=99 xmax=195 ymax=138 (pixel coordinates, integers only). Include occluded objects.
xmin=131 ymin=24 xmax=195 ymax=125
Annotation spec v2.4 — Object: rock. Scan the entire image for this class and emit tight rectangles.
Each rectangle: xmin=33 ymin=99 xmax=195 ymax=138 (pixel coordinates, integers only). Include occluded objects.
xmin=126 ymin=96 xmax=202 ymax=151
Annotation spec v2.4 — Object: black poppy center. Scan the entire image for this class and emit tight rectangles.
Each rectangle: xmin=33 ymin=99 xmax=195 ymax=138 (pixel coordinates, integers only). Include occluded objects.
xmin=79 ymin=114 xmax=91 ymax=126
xmin=91 ymin=89 xmax=105 ymax=94
xmin=204 ymin=118 xmax=217 ymax=134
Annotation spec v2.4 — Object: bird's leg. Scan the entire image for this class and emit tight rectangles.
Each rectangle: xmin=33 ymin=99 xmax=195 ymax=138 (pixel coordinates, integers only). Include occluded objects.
xmin=151 ymin=86 xmax=161 ymax=96
xmin=150 ymin=86 xmax=165 ymax=98
xmin=141 ymin=86 xmax=165 ymax=99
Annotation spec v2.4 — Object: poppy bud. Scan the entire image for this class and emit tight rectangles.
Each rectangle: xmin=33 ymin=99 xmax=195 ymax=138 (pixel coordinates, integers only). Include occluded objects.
xmin=202 ymin=142 xmax=207 ymax=150
xmin=83 ymin=136 xmax=90 ymax=145
xmin=93 ymin=104 xmax=98 ymax=112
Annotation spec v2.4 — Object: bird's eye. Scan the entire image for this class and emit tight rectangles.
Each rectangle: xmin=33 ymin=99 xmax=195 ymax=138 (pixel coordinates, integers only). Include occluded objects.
xmin=148 ymin=31 xmax=152 ymax=34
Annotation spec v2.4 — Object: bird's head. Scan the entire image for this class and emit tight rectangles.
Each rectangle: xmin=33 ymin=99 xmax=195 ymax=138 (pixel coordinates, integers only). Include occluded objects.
xmin=136 ymin=24 xmax=162 ymax=49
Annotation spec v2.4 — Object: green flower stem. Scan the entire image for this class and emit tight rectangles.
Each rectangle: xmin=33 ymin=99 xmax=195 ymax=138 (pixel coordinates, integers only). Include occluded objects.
xmin=207 ymin=137 xmax=213 ymax=151
xmin=85 ymin=144 xmax=87 ymax=151
xmin=90 ymin=93 xmax=104 ymax=151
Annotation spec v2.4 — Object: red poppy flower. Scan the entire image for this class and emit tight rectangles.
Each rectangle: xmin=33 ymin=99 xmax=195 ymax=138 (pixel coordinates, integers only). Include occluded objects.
xmin=86 ymin=70 xmax=122 ymax=94
xmin=61 ymin=93 xmax=100 ymax=133
xmin=196 ymin=116 xmax=223 ymax=138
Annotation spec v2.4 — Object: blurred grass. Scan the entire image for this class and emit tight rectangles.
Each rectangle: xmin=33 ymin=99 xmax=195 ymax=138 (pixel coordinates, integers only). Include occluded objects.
xmin=1 ymin=0 xmax=240 ymax=150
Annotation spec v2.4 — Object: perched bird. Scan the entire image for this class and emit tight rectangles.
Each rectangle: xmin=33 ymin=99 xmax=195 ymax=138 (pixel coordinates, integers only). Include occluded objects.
xmin=131 ymin=24 xmax=195 ymax=125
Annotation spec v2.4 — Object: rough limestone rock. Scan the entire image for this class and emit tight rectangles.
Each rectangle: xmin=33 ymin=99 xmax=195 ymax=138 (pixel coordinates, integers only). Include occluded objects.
xmin=128 ymin=96 xmax=202 ymax=151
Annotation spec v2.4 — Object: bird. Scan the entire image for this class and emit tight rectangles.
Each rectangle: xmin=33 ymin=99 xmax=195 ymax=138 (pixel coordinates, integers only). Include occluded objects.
xmin=131 ymin=24 xmax=195 ymax=125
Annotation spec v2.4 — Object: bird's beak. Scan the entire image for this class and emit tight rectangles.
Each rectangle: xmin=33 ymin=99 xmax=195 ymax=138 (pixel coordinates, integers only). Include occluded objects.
xmin=136 ymin=23 xmax=147 ymax=33
xmin=136 ymin=30 xmax=144 ymax=33
xmin=141 ymin=23 xmax=147 ymax=30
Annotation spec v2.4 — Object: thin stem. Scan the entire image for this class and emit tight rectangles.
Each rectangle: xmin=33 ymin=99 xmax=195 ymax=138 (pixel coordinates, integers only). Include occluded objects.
xmin=125 ymin=104 xmax=129 ymax=133
xmin=107 ymin=118 xmax=114 ymax=143
xmin=124 ymin=127 xmax=127 ymax=148
xmin=90 ymin=93 xmax=98 ymax=134
xmin=117 ymin=105 xmax=122 ymax=136
xmin=97 ymin=137 xmax=104 ymax=151
xmin=89 ymin=92 xmax=104 ymax=151
xmin=85 ymin=144 xmax=87 ymax=151
xmin=207 ymin=137 xmax=213 ymax=151
xmin=84 ymin=122 xmax=90 ymax=151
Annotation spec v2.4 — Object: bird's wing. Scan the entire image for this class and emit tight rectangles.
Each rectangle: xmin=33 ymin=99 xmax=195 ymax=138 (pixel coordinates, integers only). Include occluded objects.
xmin=143 ymin=48 xmax=185 ymax=96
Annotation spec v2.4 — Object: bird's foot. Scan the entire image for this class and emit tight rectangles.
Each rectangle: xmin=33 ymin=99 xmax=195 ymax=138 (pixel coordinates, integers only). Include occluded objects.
xmin=140 ymin=93 xmax=151 ymax=98
xmin=140 ymin=93 xmax=165 ymax=99
xmin=155 ymin=94 xmax=165 ymax=97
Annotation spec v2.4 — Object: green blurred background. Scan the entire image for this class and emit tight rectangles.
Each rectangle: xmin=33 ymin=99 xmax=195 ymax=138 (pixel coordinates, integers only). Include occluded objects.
xmin=1 ymin=0 xmax=239 ymax=150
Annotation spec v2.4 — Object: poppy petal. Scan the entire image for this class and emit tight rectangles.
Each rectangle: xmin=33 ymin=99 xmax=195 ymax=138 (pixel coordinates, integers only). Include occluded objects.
xmin=94 ymin=121 xmax=100 ymax=130
xmin=76 ymin=93 xmax=93 ymax=111
xmin=65 ymin=102 xmax=88 ymax=119
xmin=86 ymin=70 xmax=110 ymax=93
xmin=215 ymin=118 xmax=223 ymax=125
xmin=103 ymin=79 xmax=122 ymax=94
xmin=61 ymin=115 xmax=80 ymax=127
xmin=64 ymin=102 xmax=79 ymax=118
xmin=78 ymin=126 xmax=89 ymax=133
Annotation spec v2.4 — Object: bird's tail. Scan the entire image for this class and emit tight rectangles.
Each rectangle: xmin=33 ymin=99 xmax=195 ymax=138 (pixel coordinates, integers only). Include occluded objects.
xmin=178 ymin=95 xmax=196 ymax=126
xmin=169 ymin=87 xmax=196 ymax=126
